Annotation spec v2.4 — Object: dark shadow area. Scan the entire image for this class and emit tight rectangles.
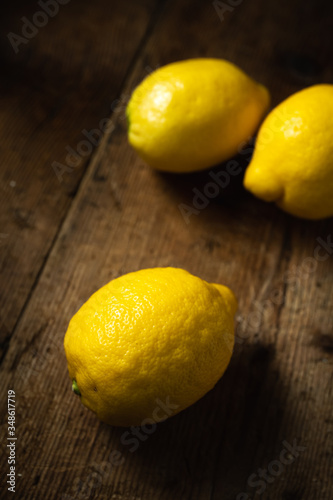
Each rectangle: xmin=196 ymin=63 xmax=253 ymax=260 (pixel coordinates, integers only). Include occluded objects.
xmin=96 ymin=340 xmax=295 ymax=499
xmin=154 ymin=150 xmax=333 ymax=248
xmin=156 ymin=148 xmax=252 ymax=205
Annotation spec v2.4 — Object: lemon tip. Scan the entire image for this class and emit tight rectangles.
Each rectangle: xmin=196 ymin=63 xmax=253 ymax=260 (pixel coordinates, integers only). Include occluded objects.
xmin=72 ymin=379 xmax=81 ymax=397
xmin=213 ymin=284 xmax=238 ymax=316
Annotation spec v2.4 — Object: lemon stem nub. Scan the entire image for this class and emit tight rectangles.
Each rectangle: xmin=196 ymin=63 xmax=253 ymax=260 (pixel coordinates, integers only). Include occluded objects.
xmin=72 ymin=379 xmax=81 ymax=396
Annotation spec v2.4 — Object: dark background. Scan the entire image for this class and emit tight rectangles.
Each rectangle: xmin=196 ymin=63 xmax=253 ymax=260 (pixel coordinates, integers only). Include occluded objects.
xmin=0 ymin=0 xmax=332 ymax=499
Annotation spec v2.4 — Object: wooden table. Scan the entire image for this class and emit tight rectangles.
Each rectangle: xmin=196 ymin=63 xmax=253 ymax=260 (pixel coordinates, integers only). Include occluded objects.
xmin=1 ymin=0 xmax=332 ymax=498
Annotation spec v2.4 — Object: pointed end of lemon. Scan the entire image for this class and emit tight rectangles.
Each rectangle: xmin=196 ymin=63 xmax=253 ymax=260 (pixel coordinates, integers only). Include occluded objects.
xmin=72 ymin=379 xmax=81 ymax=397
xmin=213 ymin=284 xmax=238 ymax=316
xmin=244 ymin=163 xmax=284 ymax=203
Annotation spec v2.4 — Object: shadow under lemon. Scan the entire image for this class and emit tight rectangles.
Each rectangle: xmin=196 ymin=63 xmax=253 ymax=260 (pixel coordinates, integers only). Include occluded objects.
xmin=96 ymin=339 xmax=290 ymax=497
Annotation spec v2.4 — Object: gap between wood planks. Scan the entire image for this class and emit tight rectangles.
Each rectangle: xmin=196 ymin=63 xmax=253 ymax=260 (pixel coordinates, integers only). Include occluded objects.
xmin=0 ymin=0 xmax=168 ymax=368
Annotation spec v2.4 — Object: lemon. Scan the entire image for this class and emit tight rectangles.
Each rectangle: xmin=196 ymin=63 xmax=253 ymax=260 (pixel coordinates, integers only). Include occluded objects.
xmin=64 ymin=267 xmax=237 ymax=427
xmin=244 ymin=84 xmax=333 ymax=219
xmin=126 ymin=58 xmax=270 ymax=172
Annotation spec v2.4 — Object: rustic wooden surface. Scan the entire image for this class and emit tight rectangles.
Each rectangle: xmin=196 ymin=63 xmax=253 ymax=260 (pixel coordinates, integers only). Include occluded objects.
xmin=1 ymin=0 xmax=333 ymax=499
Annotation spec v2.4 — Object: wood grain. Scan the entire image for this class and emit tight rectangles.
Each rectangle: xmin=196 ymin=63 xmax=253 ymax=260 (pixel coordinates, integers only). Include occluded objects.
xmin=0 ymin=0 xmax=158 ymax=359
xmin=1 ymin=0 xmax=333 ymax=499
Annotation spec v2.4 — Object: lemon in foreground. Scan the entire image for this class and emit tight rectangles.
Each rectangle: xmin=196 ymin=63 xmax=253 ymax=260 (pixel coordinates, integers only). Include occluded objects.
xmin=64 ymin=267 xmax=237 ymax=427
xmin=244 ymin=84 xmax=333 ymax=219
xmin=126 ymin=58 xmax=270 ymax=172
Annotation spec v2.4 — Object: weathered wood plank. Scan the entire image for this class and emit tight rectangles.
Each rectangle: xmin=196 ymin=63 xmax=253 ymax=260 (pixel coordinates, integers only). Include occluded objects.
xmin=1 ymin=0 xmax=333 ymax=499
xmin=0 ymin=0 xmax=158 ymax=359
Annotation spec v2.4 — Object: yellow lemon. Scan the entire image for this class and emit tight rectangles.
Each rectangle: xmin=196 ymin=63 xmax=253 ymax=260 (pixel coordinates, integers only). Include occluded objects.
xmin=126 ymin=58 xmax=270 ymax=172
xmin=244 ymin=84 xmax=333 ymax=219
xmin=64 ymin=267 xmax=237 ymax=427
